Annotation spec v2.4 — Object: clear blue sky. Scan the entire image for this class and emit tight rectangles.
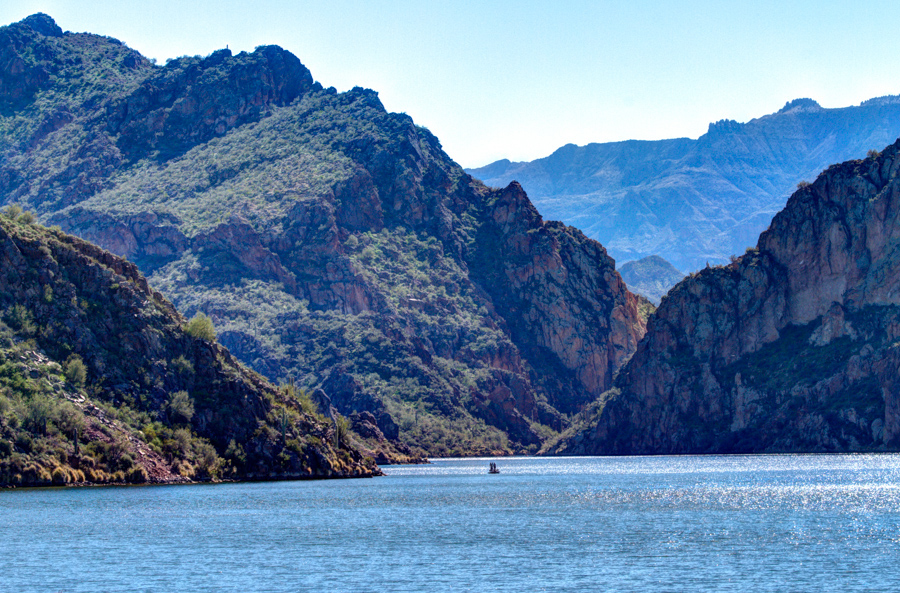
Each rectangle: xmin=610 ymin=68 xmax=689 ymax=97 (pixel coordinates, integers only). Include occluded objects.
xmin=3 ymin=1 xmax=900 ymax=168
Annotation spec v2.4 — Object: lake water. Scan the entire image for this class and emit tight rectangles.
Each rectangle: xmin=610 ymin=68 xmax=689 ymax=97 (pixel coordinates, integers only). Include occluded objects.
xmin=2 ymin=454 xmax=900 ymax=592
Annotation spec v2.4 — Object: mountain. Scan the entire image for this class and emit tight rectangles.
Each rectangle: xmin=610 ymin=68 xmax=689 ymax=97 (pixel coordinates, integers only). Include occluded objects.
xmin=547 ymin=139 xmax=900 ymax=455
xmin=0 ymin=210 xmax=379 ymax=487
xmin=467 ymin=97 xmax=900 ymax=272
xmin=617 ymin=255 xmax=684 ymax=305
xmin=0 ymin=14 xmax=647 ymax=457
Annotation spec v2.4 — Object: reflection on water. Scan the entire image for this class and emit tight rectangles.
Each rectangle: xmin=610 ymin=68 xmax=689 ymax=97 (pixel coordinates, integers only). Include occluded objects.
xmin=3 ymin=454 xmax=899 ymax=592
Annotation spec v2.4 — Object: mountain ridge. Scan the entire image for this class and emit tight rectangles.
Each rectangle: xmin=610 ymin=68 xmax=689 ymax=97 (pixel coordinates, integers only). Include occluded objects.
xmin=467 ymin=95 xmax=900 ymax=272
xmin=0 ymin=14 xmax=646 ymax=457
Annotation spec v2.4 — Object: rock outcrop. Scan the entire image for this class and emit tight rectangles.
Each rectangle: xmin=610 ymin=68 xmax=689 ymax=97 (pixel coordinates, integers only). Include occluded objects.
xmin=549 ymin=140 xmax=900 ymax=455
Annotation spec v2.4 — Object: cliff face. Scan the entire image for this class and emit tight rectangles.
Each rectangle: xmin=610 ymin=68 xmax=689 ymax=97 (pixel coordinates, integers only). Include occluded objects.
xmin=0 ymin=213 xmax=379 ymax=486
xmin=550 ymin=139 xmax=900 ymax=455
xmin=468 ymin=182 xmax=644 ymax=413
xmin=468 ymin=97 xmax=900 ymax=272
xmin=0 ymin=15 xmax=646 ymax=456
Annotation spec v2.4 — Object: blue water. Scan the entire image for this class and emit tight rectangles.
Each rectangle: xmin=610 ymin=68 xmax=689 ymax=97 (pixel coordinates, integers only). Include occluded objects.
xmin=3 ymin=454 xmax=900 ymax=592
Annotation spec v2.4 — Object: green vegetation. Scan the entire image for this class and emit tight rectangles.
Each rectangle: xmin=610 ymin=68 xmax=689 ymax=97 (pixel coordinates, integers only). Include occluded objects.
xmin=166 ymin=390 xmax=195 ymax=423
xmin=0 ymin=213 xmax=377 ymax=486
xmin=1 ymin=16 xmax=624 ymax=459
xmin=0 ymin=320 xmax=217 ymax=485
xmin=63 ymin=354 xmax=87 ymax=387
xmin=184 ymin=313 xmax=216 ymax=342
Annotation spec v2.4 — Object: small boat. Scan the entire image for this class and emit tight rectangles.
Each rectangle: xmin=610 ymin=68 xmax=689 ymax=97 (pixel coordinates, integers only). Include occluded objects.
xmin=488 ymin=462 xmax=500 ymax=474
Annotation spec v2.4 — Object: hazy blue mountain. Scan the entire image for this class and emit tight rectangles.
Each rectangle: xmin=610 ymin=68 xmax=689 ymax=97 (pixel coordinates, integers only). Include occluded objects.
xmin=618 ymin=255 xmax=684 ymax=305
xmin=467 ymin=97 xmax=900 ymax=271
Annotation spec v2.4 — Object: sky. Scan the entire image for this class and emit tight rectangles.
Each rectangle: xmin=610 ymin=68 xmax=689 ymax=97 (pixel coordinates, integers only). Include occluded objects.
xmin=3 ymin=1 xmax=900 ymax=168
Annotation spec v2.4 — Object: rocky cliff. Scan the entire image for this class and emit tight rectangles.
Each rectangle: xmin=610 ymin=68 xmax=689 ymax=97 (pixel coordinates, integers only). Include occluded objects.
xmin=549 ymin=139 xmax=900 ymax=455
xmin=468 ymin=97 xmax=900 ymax=272
xmin=0 ymin=211 xmax=379 ymax=486
xmin=0 ymin=15 xmax=646 ymax=456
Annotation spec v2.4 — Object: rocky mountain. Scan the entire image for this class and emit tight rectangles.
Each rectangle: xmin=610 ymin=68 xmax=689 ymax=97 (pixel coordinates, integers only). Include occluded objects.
xmin=0 ymin=210 xmax=379 ymax=487
xmin=467 ymin=97 xmax=900 ymax=272
xmin=0 ymin=14 xmax=646 ymax=457
xmin=617 ymin=255 xmax=684 ymax=305
xmin=547 ymin=139 xmax=900 ymax=455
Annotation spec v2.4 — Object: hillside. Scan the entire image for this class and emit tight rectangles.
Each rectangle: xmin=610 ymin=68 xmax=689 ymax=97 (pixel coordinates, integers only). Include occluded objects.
xmin=468 ymin=97 xmax=900 ymax=272
xmin=617 ymin=255 xmax=684 ymax=305
xmin=0 ymin=210 xmax=379 ymax=486
xmin=547 ymin=139 xmax=900 ymax=455
xmin=0 ymin=14 xmax=646 ymax=457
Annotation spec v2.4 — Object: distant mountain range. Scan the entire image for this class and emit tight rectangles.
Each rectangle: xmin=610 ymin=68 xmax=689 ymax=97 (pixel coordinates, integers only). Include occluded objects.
xmin=467 ymin=97 xmax=900 ymax=272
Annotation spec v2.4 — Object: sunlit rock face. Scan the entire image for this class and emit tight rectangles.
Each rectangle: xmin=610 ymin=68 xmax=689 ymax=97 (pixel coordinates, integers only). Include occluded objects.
xmin=550 ymin=139 xmax=900 ymax=456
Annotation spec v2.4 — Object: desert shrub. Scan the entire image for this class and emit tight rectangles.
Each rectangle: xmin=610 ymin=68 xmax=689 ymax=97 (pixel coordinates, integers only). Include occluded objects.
xmin=51 ymin=466 xmax=69 ymax=484
xmin=185 ymin=313 xmax=216 ymax=341
xmin=223 ymin=439 xmax=246 ymax=468
xmin=172 ymin=355 xmax=194 ymax=375
xmin=125 ymin=465 xmax=148 ymax=483
xmin=5 ymin=305 xmax=36 ymax=336
xmin=52 ymin=401 xmax=85 ymax=438
xmin=167 ymin=391 xmax=194 ymax=424
xmin=16 ymin=432 xmax=34 ymax=453
xmin=296 ymin=388 xmax=320 ymax=417
xmin=64 ymin=354 xmax=87 ymax=387
xmin=167 ymin=427 xmax=193 ymax=459
xmin=3 ymin=204 xmax=23 ymax=219
xmin=194 ymin=441 xmax=221 ymax=478
xmin=24 ymin=396 xmax=52 ymax=435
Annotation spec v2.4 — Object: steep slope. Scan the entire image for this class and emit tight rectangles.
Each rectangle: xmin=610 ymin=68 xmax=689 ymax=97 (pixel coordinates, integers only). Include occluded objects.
xmin=468 ymin=97 xmax=900 ymax=272
xmin=0 ymin=210 xmax=379 ymax=486
xmin=618 ymin=255 xmax=684 ymax=305
xmin=549 ymin=139 xmax=900 ymax=455
xmin=0 ymin=15 xmax=646 ymax=456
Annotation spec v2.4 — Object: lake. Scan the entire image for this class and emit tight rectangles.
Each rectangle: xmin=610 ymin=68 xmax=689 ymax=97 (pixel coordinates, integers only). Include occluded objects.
xmin=2 ymin=454 xmax=899 ymax=592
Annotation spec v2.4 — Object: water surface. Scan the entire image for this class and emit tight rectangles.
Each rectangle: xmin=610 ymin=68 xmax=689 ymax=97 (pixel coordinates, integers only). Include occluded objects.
xmin=3 ymin=454 xmax=899 ymax=592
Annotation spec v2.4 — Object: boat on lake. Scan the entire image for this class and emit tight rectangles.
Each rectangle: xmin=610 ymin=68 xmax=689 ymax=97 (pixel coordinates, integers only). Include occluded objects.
xmin=488 ymin=462 xmax=500 ymax=474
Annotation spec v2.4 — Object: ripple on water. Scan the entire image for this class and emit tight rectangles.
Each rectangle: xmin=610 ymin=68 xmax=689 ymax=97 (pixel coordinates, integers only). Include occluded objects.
xmin=3 ymin=453 xmax=900 ymax=592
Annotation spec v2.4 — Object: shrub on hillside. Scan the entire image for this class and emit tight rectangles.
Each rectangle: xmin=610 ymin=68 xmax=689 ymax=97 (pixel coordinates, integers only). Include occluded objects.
xmin=185 ymin=313 xmax=216 ymax=342
xmin=64 ymin=355 xmax=87 ymax=387
xmin=167 ymin=391 xmax=195 ymax=424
